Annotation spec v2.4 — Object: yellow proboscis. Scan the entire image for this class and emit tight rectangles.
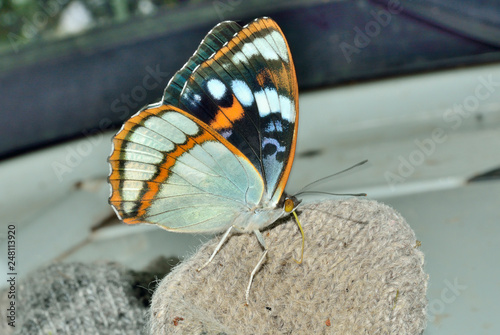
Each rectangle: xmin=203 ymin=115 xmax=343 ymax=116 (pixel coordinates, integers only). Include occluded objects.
xmin=292 ymin=211 xmax=305 ymax=264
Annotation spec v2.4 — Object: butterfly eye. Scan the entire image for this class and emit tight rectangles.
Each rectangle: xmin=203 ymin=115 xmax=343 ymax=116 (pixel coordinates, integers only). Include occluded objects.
xmin=284 ymin=198 xmax=294 ymax=213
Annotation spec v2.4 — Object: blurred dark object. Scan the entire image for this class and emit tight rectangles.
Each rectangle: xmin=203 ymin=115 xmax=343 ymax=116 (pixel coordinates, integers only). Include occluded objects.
xmin=1 ymin=0 xmax=499 ymax=159
xmin=468 ymin=166 xmax=500 ymax=182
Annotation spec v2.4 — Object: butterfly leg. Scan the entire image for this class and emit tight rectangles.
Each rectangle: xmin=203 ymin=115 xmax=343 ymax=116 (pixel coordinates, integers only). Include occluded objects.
xmin=197 ymin=226 xmax=233 ymax=272
xmin=245 ymin=230 xmax=268 ymax=305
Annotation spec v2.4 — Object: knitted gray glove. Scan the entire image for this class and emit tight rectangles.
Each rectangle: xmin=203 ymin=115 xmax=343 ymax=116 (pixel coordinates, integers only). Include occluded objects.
xmin=1 ymin=262 xmax=164 ymax=335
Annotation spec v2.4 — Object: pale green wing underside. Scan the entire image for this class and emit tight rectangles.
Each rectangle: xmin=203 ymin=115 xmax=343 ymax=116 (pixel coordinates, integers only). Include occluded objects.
xmin=109 ymin=105 xmax=265 ymax=233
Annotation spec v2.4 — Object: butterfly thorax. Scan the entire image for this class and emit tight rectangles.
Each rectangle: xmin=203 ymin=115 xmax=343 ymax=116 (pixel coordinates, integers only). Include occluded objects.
xmin=233 ymin=193 xmax=300 ymax=233
xmin=233 ymin=205 xmax=286 ymax=233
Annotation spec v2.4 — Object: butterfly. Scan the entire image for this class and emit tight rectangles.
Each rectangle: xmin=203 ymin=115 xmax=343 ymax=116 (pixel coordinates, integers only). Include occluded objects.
xmin=108 ymin=17 xmax=302 ymax=303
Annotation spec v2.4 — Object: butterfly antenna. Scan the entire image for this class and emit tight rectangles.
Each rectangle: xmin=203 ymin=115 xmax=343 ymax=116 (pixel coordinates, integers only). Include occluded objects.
xmin=296 ymin=190 xmax=367 ymax=197
xmin=293 ymin=160 xmax=368 ymax=196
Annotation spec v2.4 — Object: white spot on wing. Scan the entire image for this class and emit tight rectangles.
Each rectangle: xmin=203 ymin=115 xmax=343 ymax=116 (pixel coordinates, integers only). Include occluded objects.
xmin=255 ymin=89 xmax=295 ymax=123
xmin=255 ymin=90 xmax=270 ymax=117
xmin=270 ymin=30 xmax=289 ymax=62
xmin=252 ymin=37 xmax=279 ymax=61
xmin=207 ymin=78 xmax=226 ymax=100
xmin=279 ymin=95 xmax=295 ymax=123
xmin=266 ymin=88 xmax=280 ymax=113
xmin=231 ymin=51 xmax=246 ymax=65
xmin=220 ymin=129 xmax=233 ymax=138
xmin=266 ymin=120 xmax=283 ymax=132
xmin=122 ymin=202 xmax=136 ymax=215
xmin=264 ymin=34 xmax=279 ymax=55
xmin=120 ymin=181 xmax=145 ymax=203
xmin=241 ymin=43 xmax=259 ymax=59
xmin=232 ymin=80 xmax=254 ymax=107
xmin=231 ymin=43 xmax=258 ymax=65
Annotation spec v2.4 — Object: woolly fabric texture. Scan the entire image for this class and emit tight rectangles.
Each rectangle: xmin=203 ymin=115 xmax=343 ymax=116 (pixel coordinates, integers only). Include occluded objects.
xmin=149 ymin=199 xmax=428 ymax=334
xmin=0 ymin=262 xmax=159 ymax=335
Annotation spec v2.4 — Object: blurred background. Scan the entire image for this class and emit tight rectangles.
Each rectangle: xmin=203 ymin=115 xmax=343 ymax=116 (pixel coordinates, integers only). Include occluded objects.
xmin=1 ymin=0 xmax=499 ymax=333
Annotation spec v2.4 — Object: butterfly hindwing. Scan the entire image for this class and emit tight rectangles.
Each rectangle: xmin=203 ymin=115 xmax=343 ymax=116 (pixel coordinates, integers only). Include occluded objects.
xmin=109 ymin=105 xmax=265 ymax=232
xmin=169 ymin=17 xmax=298 ymax=205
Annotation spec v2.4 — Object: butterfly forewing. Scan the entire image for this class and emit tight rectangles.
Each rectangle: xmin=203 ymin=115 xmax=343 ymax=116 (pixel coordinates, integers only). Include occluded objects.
xmin=176 ymin=17 xmax=298 ymax=205
xmin=163 ymin=21 xmax=242 ymax=106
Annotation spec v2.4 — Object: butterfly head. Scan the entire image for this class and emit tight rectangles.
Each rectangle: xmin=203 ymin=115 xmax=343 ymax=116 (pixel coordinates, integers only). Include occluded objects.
xmin=282 ymin=194 xmax=302 ymax=214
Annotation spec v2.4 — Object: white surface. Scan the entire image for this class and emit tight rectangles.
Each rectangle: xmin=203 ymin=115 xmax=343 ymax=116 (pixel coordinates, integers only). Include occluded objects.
xmin=381 ymin=181 xmax=500 ymax=335
xmin=1 ymin=62 xmax=499 ymax=333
